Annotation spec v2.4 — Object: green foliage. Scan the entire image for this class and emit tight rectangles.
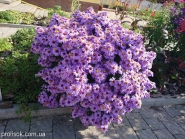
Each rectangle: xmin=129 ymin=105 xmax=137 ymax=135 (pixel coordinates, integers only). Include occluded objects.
xmin=0 ymin=38 xmax=12 ymax=51
xmin=144 ymin=7 xmax=171 ymax=50
xmin=41 ymin=5 xmax=71 ymax=26
xmin=47 ymin=5 xmax=70 ymax=18
xmin=166 ymin=5 xmax=185 ymax=60
xmin=0 ymin=7 xmax=70 ymax=26
xmin=143 ymin=3 xmax=185 ymax=89
xmin=0 ymin=28 xmax=42 ymax=121
xmin=172 ymin=34 xmax=185 ymax=60
xmin=11 ymin=28 xmax=35 ymax=52
xmin=0 ymin=10 xmax=34 ymax=24
xmin=142 ymin=7 xmax=171 ymax=88
xmin=113 ymin=5 xmax=124 ymax=11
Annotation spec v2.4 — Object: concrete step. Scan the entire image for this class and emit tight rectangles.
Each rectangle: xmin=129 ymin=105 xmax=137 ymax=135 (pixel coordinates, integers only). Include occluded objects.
xmin=34 ymin=9 xmax=40 ymax=18
xmin=0 ymin=0 xmax=14 ymax=4
xmin=43 ymin=10 xmax=48 ymax=18
xmin=9 ymin=3 xmax=24 ymax=11
xmin=38 ymin=9 xmax=44 ymax=19
xmin=24 ymin=4 xmax=37 ymax=14
xmin=34 ymin=9 xmax=48 ymax=19
xmin=0 ymin=0 xmax=20 ymax=11
xmin=0 ymin=3 xmax=6 ymax=8
xmin=9 ymin=3 xmax=37 ymax=14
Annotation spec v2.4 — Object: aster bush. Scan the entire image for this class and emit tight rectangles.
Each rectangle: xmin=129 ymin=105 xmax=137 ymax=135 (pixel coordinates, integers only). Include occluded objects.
xmin=31 ymin=7 xmax=156 ymax=132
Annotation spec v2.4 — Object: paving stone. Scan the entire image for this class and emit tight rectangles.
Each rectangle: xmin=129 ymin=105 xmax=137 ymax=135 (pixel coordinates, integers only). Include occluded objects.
xmin=179 ymin=123 xmax=185 ymax=131
xmin=6 ymin=119 xmax=30 ymax=133
xmin=126 ymin=112 xmax=142 ymax=120
xmin=174 ymin=134 xmax=185 ymax=139
xmin=136 ymin=129 xmax=157 ymax=139
xmin=164 ymin=106 xmax=182 ymax=117
xmin=112 ymin=116 xmax=130 ymax=127
xmin=154 ymin=129 xmax=175 ymax=139
xmin=0 ymin=120 xmax=7 ymax=133
xmin=174 ymin=105 xmax=185 ymax=115
xmin=149 ymin=107 xmax=172 ymax=121
xmin=144 ymin=118 xmax=165 ymax=130
xmin=162 ymin=121 xmax=185 ymax=135
xmin=128 ymin=118 xmax=149 ymax=131
xmin=131 ymin=109 xmax=140 ymax=113
xmin=30 ymin=117 xmax=52 ymax=132
xmin=115 ymin=125 xmax=138 ymax=139
xmin=53 ymin=115 xmax=75 ymax=139
xmin=97 ymin=124 xmax=118 ymax=139
xmin=172 ymin=116 xmax=185 ymax=124
xmin=139 ymin=106 xmax=171 ymax=121
xmin=139 ymin=107 xmax=155 ymax=119
xmin=29 ymin=132 xmax=52 ymax=139
xmin=74 ymin=118 xmax=104 ymax=139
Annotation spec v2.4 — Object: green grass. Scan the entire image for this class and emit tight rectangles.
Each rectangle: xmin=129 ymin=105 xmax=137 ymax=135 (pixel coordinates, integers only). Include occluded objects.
xmin=0 ymin=10 xmax=34 ymax=24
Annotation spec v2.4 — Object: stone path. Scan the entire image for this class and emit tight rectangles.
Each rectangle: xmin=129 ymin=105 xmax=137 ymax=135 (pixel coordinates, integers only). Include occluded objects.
xmin=0 ymin=27 xmax=21 ymax=38
xmin=0 ymin=104 xmax=184 ymax=139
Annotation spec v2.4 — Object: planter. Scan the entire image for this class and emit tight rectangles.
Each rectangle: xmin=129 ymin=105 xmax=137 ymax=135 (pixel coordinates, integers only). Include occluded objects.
xmin=99 ymin=5 xmax=103 ymax=11
xmin=103 ymin=4 xmax=109 ymax=8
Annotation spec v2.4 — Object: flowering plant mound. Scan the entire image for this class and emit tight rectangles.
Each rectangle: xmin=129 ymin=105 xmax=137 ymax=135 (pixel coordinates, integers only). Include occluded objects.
xmin=31 ymin=7 xmax=156 ymax=132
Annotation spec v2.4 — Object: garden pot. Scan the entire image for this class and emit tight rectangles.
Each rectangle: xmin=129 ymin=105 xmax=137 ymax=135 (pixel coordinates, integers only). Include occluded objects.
xmin=99 ymin=5 xmax=103 ymax=11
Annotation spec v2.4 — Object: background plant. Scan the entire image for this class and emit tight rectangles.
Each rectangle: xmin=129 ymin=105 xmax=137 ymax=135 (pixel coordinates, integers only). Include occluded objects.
xmin=0 ymin=10 xmax=34 ymax=24
xmin=0 ymin=28 xmax=43 ymax=121
xmin=143 ymin=1 xmax=185 ymax=92
xmin=167 ymin=3 xmax=185 ymax=60
xmin=47 ymin=6 xmax=70 ymax=18
xmin=0 ymin=38 xmax=12 ymax=51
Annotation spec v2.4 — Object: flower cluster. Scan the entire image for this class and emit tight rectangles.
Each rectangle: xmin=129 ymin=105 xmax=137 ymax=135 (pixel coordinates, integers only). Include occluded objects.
xmin=31 ymin=7 xmax=156 ymax=132
xmin=170 ymin=6 xmax=185 ymax=34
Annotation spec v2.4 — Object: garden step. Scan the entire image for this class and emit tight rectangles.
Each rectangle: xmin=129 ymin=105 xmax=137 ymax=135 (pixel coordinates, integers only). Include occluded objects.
xmin=8 ymin=3 xmax=24 ymax=10
xmin=0 ymin=0 xmax=14 ymax=4
xmin=34 ymin=9 xmax=40 ymax=18
xmin=37 ymin=9 xmax=45 ymax=19
xmin=34 ymin=9 xmax=48 ymax=19
xmin=0 ymin=0 xmax=20 ymax=11
xmin=9 ymin=3 xmax=37 ymax=14
xmin=25 ymin=5 xmax=37 ymax=14
xmin=43 ymin=10 xmax=48 ymax=18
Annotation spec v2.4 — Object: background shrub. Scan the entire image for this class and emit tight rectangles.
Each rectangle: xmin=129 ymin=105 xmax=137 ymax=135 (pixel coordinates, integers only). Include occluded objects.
xmin=0 ymin=28 xmax=43 ymax=121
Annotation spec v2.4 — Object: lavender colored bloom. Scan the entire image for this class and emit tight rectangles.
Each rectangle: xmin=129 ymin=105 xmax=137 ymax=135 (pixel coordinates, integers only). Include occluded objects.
xmin=31 ymin=7 xmax=156 ymax=132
